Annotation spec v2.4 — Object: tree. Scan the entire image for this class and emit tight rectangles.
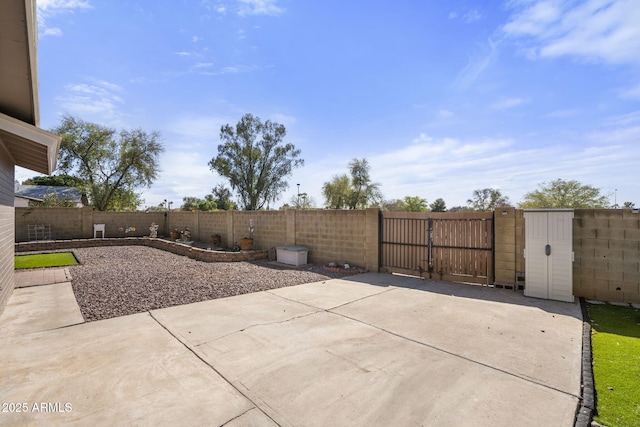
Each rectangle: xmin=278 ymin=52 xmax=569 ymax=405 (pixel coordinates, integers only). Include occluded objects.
xmin=52 ymin=115 xmax=163 ymax=211
xmin=182 ymin=185 xmax=237 ymax=211
xmin=211 ymin=184 xmax=237 ymax=210
xmin=209 ymin=114 xmax=303 ymax=210
xmin=285 ymin=193 xmax=315 ymax=209
xmin=348 ymin=158 xmax=383 ymax=209
xmin=430 ymin=198 xmax=447 ymax=212
xmin=623 ymin=201 xmax=635 ymax=208
xmin=400 ymin=196 xmax=428 ymax=212
xmin=322 ymin=158 xmax=382 ymax=209
xmin=322 ymin=174 xmax=352 ymax=209
xmin=467 ymin=188 xmax=511 ymax=211
xmin=23 ymin=174 xmax=86 ymax=188
xmin=519 ymin=179 xmax=609 ymax=209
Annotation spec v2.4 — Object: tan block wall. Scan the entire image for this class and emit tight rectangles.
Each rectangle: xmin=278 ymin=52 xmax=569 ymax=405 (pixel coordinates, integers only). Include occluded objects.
xmin=0 ymin=152 xmax=14 ymax=315
xmin=573 ymin=209 xmax=640 ymax=303
xmin=294 ymin=209 xmax=369 ymax=268
xmin=14 ymin=208 xmax=380 ymax=272
xmin=493 ymin=207 xmax=516 ymax=284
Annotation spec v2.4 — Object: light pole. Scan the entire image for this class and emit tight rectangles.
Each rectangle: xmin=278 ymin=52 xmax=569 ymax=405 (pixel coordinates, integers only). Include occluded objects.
xmin=297 ymin=183 xmax=300 ymax=208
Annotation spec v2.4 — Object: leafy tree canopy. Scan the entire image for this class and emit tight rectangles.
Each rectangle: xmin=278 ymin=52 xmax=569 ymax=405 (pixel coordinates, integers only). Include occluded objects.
xmin=430 ymin=197 xmax=447 ymax=212
xmin=467 ymin=188 xmax=511 ymax=211
xmin=519 ymin=179 xmax=609 ymax=209
xmin=322 ymin=174 xmax=352 ymax=209
xmin=51 ymin=115 xmax=163 ymax=211
xmin=209 ymin=114 xmax=303 ymax=210
xmin=383 ymin=196 xmax=428 ymax=212
xmin=23 ymin=174 xmax=86 ymax=188
xmin=181 ymin=185 xmax=237 ymax=211
xmin=322 ymin=158 xmax=383 ymax=209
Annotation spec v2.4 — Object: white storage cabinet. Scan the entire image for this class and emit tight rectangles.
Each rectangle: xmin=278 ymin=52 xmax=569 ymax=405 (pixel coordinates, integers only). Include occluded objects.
xmin=523 ymin=209 xmax=574 ymax=302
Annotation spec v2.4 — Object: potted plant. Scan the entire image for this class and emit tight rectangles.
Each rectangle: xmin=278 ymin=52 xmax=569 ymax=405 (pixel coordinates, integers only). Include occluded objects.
xmin=239 ymin=220 xmax=254 ymax=250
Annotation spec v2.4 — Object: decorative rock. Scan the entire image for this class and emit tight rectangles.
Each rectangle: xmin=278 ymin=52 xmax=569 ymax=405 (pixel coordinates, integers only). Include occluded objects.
xmin=328 ymin=262 xmax=337 ymax=267
xmin=344 ymin=264 xmax=350 ymax=269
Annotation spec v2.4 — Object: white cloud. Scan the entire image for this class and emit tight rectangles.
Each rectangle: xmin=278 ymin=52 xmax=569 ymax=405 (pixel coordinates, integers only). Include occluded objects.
xmin=503 ymin=0 xmax=640 ymax=65
xmin=491 ymin=97 xmax=526 ymax=110
xmin=619 ymin=82 xmax=640 ymax=100
xmin=56 ymin=79 xmax=125 ymax=126
xmin=42 ymin=27 xmax=63 ymax=37
xmin=437 ymin=109 xmax=454 ymax=119
xmin=37 ymin=0 xmax=92 ymax=37
xmin=463 ymin=9 xmax=483 ymax=23
xmin=541 ymin=108 xmax=581 ymax=118
xmin=452 ymin=39 xmax=498 ymax=89
xmin=237 ymin=0 xmax=284 ymax=16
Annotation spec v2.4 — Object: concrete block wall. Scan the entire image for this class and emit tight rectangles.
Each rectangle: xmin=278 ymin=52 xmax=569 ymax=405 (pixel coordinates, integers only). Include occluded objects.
xmin=92 ymin=211 xmax=165 ymax=238
xmin=494 ymin=208 xmax=639 ymax=303
xmin=573 ymin=209 xmax=640 ymax=303
xmin=197 ymin=211 xmax=229 ymax=246
xmin=232 ymin=211 xmax=288 ymax=250
xmin=493 ymin=207 xmax=517 ymax=285
xmin=14 ymin=208 xmax=379 ymax=272
xmin=294 ymin=209 xmax=370 ymax=268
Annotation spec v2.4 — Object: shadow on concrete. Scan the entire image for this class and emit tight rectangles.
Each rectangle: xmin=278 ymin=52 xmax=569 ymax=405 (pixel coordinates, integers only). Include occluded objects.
xmin=342 ymin=272 xmax=583 ymax=321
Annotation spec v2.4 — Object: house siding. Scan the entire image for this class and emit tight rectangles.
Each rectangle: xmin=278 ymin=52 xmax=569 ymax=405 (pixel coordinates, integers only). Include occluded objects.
xmin=0 ymin=151 xmax=15 ymax=315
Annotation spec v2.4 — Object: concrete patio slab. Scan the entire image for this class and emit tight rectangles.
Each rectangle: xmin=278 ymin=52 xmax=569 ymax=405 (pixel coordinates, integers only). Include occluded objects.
xmin=269 ymin=277 xmax=393 ymax=310
xmin=332 ymin=277 xmax=583 ymax=394
xmin=195 ymin=310 xmax=577 ymax=426
xmin=0 ymin=272 xmax=584 ymax=426
xmin=0 ymin=313 xmax=263 ymax=426
xmin=0 ymin=282 xmax=84 ymax=338
xmin=151 ymin=290 xmax=322 ymax=346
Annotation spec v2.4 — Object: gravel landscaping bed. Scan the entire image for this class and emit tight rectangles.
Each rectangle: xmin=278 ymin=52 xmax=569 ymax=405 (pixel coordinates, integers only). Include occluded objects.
xmin=70 ymin=246 xmax=351 ymax=321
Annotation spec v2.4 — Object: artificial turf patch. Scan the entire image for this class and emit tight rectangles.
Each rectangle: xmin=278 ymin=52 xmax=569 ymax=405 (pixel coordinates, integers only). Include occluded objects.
xmin=15 ymin=252 xmax=79 ymax=269
xmin=589 ymin=303 xmax=640 ymax=427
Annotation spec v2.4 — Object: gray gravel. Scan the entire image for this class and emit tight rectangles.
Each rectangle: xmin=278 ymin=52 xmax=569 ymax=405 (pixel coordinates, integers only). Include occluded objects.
xmin=70 ymin=246 xmax=350 ymax=321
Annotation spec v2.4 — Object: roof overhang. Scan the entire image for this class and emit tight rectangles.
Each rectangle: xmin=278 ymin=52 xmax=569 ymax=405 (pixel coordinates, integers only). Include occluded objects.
xmin=0 ymin=0 xmax=40 ymax=126
xmin=0 ymin=0 xmax=59 ymax=175
xmin=0 ymin=112 xmax=60 ymax=175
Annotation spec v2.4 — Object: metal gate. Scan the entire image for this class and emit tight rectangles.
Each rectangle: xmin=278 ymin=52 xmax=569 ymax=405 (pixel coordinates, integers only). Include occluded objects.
xmin=380 ymin=211 xmax=494 ymax=285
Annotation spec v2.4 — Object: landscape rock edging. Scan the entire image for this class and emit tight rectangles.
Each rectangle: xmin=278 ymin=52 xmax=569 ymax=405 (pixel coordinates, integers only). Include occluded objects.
xmin=15 ymin=238 xmax=268 ymax=263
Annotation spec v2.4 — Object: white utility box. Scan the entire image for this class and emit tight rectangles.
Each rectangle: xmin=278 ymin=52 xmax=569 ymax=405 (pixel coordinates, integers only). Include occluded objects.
xmin=276 ymin=245 xmax=309 ymax=266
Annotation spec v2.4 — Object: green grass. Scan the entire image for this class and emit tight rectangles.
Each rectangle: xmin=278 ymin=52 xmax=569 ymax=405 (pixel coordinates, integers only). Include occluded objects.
xmin=589 ymin=303 xmax=640 ymax=427
xmin=15 ymin=252 xmax=78 ymax=269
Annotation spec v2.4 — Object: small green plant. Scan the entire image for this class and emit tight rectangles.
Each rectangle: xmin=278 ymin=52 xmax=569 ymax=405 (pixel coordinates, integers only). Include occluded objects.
xmin=589 ymin=303 xmax=640 ymax=427
xmin=15 ymin=252 xmax=78 ymax=269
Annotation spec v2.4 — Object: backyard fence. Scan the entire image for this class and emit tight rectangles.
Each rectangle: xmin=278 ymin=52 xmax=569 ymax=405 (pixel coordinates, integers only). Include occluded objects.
xmin=13 ymin=206 xmax=640 ymax=304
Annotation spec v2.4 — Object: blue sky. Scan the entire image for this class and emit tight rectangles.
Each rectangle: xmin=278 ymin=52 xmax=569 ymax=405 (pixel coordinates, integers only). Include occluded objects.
xmin=19 ymin=0 xmax=640 ymax=209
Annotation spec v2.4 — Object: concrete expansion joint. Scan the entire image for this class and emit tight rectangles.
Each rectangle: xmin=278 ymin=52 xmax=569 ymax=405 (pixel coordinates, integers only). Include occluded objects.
xmin=205 ymin=310 xmax=323 ymax=344
xmin=146 ymin=311 xmax=280 ymax=426
xmin=331 ymin=310 xmax=583 ymax=401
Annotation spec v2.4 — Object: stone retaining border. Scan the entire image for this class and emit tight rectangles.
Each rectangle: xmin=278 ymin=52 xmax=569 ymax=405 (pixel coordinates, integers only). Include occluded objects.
xmin=574 ymin=297 xmax=595 ymax=427
xmin=15 ymin=238 xmax=269 ymax=263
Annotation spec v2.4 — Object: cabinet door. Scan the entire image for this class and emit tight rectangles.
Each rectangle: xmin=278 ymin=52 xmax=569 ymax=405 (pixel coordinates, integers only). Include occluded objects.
xmin=548 ymin=211 xmax=573 ymax=302
xmin=524 ymin=212 xmax=549 ymax=299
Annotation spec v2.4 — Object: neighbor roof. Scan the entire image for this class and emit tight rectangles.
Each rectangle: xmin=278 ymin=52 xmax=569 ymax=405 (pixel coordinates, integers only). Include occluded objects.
xmin=15 ymin=185 xmax=83 ymax=203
